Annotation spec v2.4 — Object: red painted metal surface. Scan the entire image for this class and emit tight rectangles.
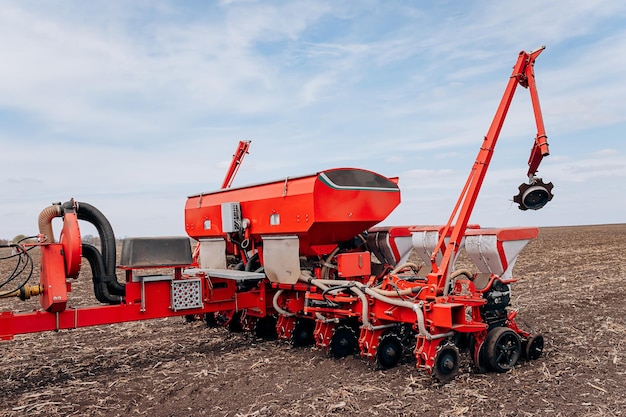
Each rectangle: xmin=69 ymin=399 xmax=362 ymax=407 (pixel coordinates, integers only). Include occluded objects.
xmin=39 ymin=244 xmax=68 ymax=312
xmin=336 ymin=252 xmax=371 ymax=278
xmin=221 ymin=140 xmax=251 ymax=189
xmin=185 ymin=168 xmax=400 ymax=255
xmin=0 ymin=273 xmax=269 ymax=340
xmin=427 ymin=47 xmax=550 ymax=290
xmin=59 ymin=211 xmax=82 ymax=278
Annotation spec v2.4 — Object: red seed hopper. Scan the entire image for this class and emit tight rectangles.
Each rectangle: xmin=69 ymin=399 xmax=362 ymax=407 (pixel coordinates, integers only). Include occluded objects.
xmin=184 ymin=168 xmax=401 ymax=257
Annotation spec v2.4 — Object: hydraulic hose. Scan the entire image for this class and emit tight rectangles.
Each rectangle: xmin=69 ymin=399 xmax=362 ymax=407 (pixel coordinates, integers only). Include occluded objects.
xmin=450 ymin=269 xmax=473 ymax=280
xmin=362 ymin=287 xmax=452 ymax=340
xmin=63 ymin=201 xmax=125 ymax=296
xmin=81 ymin=244 xmax=123 ymax=304
xmin=245 ymin=253 xmax=259 ymax=272
xmin=315 ymin=312 xmax=340 ymax=323
xmin=443 ymin=268 xmax=474 ymax=296
xmin=298 ymin=271 xmax=331 ymax=291
xmin=320 ymin=247 xmax=341 ymax=279
xmin=299 ymin=272 xmax=368 ymax=324
xmin=348 ymin=286 xmax=370 ymax=327
xmin=389 ymin=261 xmax=422 ymax=275
xmin=34 ymin=200 xmax=124 ymax=303
xmin=272 ymin=289 xmax=295 ymax=317
xmin=313 ymin=278 xmax=419 ymax=297
xmin=370 ymin=286 xmax=421 ymax=297
xmin=305 ymin=276 xmax=451 ymax=340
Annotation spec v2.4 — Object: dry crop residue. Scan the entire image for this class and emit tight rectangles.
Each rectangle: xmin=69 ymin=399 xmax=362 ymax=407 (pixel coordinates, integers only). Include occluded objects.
xmin=1 ymin=224 xmax=626 ymax=416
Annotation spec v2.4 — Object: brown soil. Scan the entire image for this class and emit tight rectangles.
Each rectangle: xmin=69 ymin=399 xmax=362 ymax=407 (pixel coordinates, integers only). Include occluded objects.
xmin=1 ymin=224 xmax=625 ymax=417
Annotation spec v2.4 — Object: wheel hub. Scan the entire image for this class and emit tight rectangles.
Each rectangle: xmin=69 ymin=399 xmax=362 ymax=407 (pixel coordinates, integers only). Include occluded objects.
xmin=376 ymin=333 xmax=403 ymax=369
xmin=432 ymin=343 xmax=460 ymax=383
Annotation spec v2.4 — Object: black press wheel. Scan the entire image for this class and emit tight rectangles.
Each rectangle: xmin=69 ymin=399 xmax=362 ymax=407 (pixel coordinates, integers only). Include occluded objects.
xmin=486 ymin=327 xmax=521 ymax=372
xmin=228 ymin=311 xmax=244 ymax=332
xmin=203 ymin=312 xmax=219 ymax=328
xmin=376 ymin=333 xmax=403 ymax=369
xmin=469 ymin=335 xmax=489 ymax=373
xmin=216 ymin=310 xmax=243 ymax=332
xmin=433 ymin=343 xmax=460 ymax=383
xmin=255 ymin=315 xmax=278 ymax=340
xmin=523 ymin=334 xmax=544 ymax=360
xmin=292 ymin=319 xmax=316 ymax=347
xmin=329 ymin=326 xmax=357 ymax=358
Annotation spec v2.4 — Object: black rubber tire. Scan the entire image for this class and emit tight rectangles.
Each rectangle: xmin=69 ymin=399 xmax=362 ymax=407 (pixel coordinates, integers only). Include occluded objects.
xmin=469 ymin=335 xmax=489 ymax=373
xmin=255 ymin=315 xmax=278 ymax=340
xmin=292 ymin=319 xmax=315 ymax=347
xmin=329 ymin=326 xmax=357 ymax=358
xmin=433 ymin=343 xmax=460 ymax=383
xmin=486 ymin=327 xmax=521 ymax=372
xmin=376 ymin=333 xmax=403 ymax=369
xmin=524 ymin=334 xmax=544 ymax=360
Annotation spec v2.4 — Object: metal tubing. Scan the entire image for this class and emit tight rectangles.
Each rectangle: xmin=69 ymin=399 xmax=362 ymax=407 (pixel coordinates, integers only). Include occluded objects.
xmin=272 ymin=290 xmax=295 ymax=317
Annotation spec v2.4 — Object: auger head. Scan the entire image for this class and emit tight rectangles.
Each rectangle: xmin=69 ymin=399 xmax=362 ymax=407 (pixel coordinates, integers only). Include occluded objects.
xmin=513 ymin=177 xmax=554 ymax=211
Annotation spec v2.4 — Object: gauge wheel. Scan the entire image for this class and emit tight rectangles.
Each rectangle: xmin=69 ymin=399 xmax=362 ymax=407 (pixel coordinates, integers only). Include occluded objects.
xmin=486 ymin=327 xmax=521 ymax=372
xmin=523 ymin=334 xmax=544 ymax=360
xmin=255 ymin=315 xmax=278 ymax=340
xmin=203 ymin=312 xmax=218 ymax=328
xmin=216 ymin=310 xmax=243 ymax=332
xmin=329 ymin=326 xmax=357 ymax=358
xmin=433 ymin=343 xmax=460 ymax=383
xmin=292 ymin=319 xmax=316 ymax=347
xmin=376 ymin=333 xmax=403 ymax=370
xmin=470 ymin=335 xmax=489 ymax=373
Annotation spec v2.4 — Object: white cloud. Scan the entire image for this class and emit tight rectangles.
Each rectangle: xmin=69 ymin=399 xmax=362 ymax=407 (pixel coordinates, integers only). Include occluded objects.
xmin=1 ymin=0 xmax=625 ymax=238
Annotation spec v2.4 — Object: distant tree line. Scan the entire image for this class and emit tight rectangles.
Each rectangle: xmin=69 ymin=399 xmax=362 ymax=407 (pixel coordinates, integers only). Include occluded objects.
xmin=1 ymin=235 xmax=103 ymax=245
xmin=6 ymin=235 xmax=36 ymax=244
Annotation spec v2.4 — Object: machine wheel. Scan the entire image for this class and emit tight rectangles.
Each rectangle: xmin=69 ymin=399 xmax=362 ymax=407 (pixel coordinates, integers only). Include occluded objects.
xmin=229 ymin=313 xmax=244 ymax=332
xmin=376 ymin=333 xmax=403 ymax=369
xmin=523 ymin=334 xmax=544 ymax=360
xmin=486 ymin=327 xmax=521 ymax=372
xmin=433 ymin=343 xmax=460 ymax=383
xmin=329 ymin=326 xmax=357 ymax=358
xmin=292 ymin=319 xmax=315 ymax=347
xmin=203 ymin=313 xmax=218 ymax=328
xmin=216 ymin=310 xmax=243 ymax=332
xmin=255 ymin=315 xmax=278 ymax=340
xmin=469 ymin=335 xmax=489 ymax=373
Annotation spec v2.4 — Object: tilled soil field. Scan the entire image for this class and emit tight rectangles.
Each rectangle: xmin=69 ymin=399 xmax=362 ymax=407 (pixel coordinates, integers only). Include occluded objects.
xmin=1 ymin=224 xmax=625 ymax=417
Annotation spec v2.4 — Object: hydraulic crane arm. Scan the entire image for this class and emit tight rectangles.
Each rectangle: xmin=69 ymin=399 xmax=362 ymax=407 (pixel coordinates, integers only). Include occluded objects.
xmin=221 ymin=140 xmax=251 ymax=189
xmin=523 ymin=49 xmax=550 ymax=178
xmin=429 ymin=46 xmax=553 ymax=290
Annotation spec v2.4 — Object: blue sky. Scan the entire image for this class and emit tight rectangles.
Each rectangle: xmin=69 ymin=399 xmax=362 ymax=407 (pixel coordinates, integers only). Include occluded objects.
xmin=1 ymin=0 xmax=625 ymax=239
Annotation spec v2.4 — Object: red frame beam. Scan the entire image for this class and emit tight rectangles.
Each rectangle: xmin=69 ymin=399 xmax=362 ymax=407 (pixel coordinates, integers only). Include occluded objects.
xmin=0 ymin=277 xmax=271 ymax=340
